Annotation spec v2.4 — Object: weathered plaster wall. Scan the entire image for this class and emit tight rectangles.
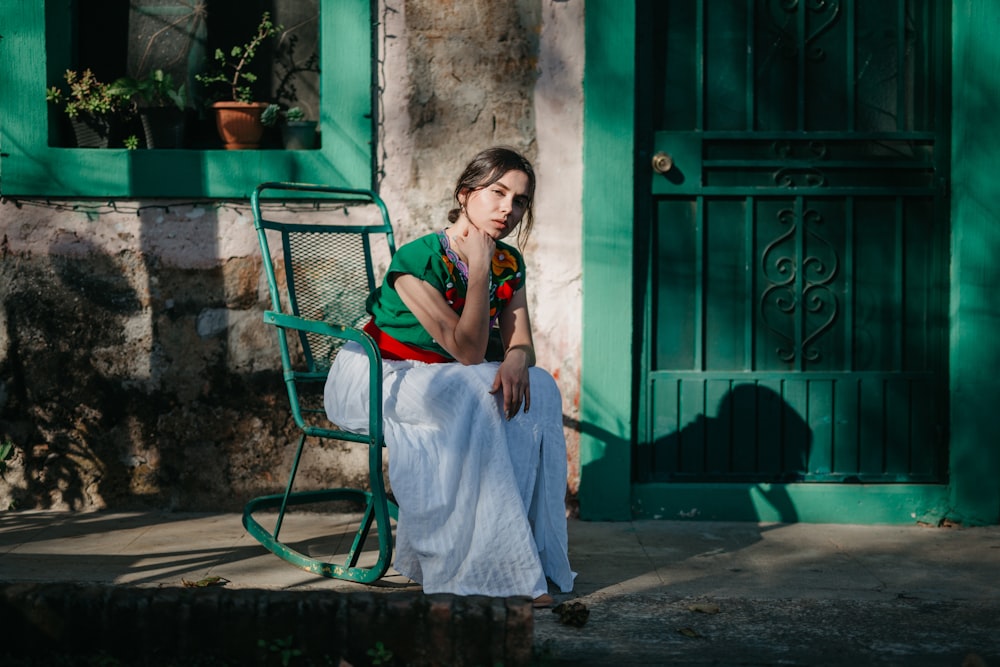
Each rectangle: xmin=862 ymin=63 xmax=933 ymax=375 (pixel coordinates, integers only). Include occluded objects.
xmin=1 ymin=202 xmax=286 ymax=509
xmin=0 ymin=0 xmax=585 ymax=510
xmin=377 ymin=0 xmax=585 ymax=493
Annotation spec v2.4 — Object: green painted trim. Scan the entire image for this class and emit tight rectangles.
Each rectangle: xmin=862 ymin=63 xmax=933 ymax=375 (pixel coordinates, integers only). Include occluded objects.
xmin=948 ymin=0 xmax=1000 ymax=525
xmin=579 ymin=0 xmax=635 ymax=520
xmin=0 ymin=0 xmax=373 ymax=198
xmin=633 ymin=483 xmax=951 ymax=525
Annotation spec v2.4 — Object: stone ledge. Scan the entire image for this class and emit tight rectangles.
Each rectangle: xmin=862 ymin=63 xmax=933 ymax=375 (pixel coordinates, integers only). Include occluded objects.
xmin=0 ymin=583 xmax=534 ymax=666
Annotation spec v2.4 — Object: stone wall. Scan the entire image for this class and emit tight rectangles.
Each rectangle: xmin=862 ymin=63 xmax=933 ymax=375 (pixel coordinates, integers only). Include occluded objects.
xmin=0 ymin=583 xmax=534 ymax=666
xmin=0 ymin=203 xmax=294 ymax=510
xmin=0 ymin=0 xmax=584 ymax=511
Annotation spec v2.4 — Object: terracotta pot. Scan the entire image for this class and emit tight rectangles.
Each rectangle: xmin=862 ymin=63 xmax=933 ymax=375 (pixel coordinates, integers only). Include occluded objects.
xmin=210 ymin=101 xmax=270 ymax=149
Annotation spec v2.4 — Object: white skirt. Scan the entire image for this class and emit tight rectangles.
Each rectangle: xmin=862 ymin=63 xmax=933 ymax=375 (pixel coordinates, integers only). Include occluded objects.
xmin=324 ymin=342 xmax=576 ymax=598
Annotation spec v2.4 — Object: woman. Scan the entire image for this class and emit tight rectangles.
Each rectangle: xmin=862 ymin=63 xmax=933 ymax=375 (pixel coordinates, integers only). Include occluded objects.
xmin=324 ymin=146 xmax=575 ymax=605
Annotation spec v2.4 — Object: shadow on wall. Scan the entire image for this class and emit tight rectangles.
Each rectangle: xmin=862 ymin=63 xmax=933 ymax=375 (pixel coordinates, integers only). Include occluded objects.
xmin=1 ymin=236 xmax=148 ymax=509
xmin=0 ymin=208 xmax=292 ymax=511
xmin=654 ymin=384 xmax=811 ymax=477
xmin=0 ymin=195 xmax=392 ymax=511
xmin=652 ymin=384 xmax=812 ymax=522
xmin=575 ymin=384 xmax=812 ymax=522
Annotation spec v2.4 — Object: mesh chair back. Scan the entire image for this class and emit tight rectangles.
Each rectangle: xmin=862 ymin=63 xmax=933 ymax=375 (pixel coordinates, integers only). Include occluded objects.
xmin=282 ymin=230 xmax=382 ymax=372
xmin=251 ymin=184 xmax=395 ymax=375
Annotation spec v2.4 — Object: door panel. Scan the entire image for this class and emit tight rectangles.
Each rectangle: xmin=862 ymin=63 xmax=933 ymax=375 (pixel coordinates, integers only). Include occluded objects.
xmin=639 ymin=0 xmax=950 ymax=484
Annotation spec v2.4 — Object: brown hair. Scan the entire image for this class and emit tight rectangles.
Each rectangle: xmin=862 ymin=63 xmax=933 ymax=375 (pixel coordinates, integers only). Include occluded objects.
xmin=448 ymin=146 xmax=536 ymax=245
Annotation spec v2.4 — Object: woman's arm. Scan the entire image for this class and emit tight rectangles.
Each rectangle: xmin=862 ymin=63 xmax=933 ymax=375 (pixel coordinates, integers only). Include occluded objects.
xmin=393 ymin=271 xmax=492 ymax=365
xmin=498 ymin=286 xmax=535 ymax=367
xmin=394 ymin=226 xmax=497 ymax=365
xmin=490 ymin=287 xmax=535 ymax=418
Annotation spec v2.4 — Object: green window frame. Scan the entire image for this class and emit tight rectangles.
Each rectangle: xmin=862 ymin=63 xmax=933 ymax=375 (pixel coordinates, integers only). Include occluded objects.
xmin=0 ymin=0 xmax=374 ymax=198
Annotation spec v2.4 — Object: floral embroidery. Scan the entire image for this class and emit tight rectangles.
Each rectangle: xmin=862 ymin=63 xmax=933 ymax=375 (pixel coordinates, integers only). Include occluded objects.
xmin=442 ymin=254 xmax=456 ymax=274
xmin=437 ymin=231 xmax=467 ymax=283
xmin=437 ymin=230 xmax=522 ymax=326
xmin=445 ymin=284 xmax=465 ymax=310
xmin=495 ymin=280 xmax=514 ymax=302
xmin=493 ymin=250 xmax=518 ymax=273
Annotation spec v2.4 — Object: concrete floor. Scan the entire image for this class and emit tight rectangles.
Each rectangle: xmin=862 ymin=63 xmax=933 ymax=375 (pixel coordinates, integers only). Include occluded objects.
xmin=2 ymin=511 xmax=1000 ymax=665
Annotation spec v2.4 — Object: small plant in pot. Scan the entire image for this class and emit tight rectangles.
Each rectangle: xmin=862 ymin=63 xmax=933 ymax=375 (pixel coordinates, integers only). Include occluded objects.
xmin=195 ymin=12 xmax=281 ymax=149
xmin=110 ymin=69 xmax=188 ymax=148
xmin=46 ymin=69 xmax=135 ymax=148
xmin=262 ymin=104 xmax=318 ymax=150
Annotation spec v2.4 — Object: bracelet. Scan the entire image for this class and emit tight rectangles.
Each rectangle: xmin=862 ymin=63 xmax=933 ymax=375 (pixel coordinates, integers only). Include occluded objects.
xmin=504 ymin=344 xmax=533 ymax=360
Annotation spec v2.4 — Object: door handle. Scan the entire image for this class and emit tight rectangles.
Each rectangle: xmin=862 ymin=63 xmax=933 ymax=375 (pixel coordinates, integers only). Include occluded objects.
xmin=652 ymin=152 xmax=673 ymax=174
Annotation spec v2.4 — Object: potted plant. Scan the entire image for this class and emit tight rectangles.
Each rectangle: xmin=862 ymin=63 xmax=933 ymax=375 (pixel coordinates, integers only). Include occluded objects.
xmin=46 ymin=69 xmax=134 ymax=148
xmin=262 ymin=104 xmax=317 ymax=150
xmin=281 ymin=106 xmax=318 ymax=149
xmin=195 ymin=12 xmax=281 ymax=149
xmin=110 ymin=69 xmax=187 ymax=148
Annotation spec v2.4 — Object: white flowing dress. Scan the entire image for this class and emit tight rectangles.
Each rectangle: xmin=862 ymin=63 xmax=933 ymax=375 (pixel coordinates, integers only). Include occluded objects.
xmin=324 ymin=341 xmax=576 ymax=598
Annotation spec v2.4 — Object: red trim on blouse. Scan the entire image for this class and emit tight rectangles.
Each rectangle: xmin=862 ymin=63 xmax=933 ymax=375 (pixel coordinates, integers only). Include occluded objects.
xmin=363 ymin=319 xmax=452 ymax=364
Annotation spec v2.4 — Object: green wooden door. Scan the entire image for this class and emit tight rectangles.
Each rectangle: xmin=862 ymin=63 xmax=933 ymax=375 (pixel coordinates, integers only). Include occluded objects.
xmin=638 ymin=0 xmax=951 ymax=485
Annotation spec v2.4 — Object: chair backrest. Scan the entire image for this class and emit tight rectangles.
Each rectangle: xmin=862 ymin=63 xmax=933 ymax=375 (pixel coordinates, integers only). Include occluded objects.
xmin=251 ymin=183 xmax=396 ymax=375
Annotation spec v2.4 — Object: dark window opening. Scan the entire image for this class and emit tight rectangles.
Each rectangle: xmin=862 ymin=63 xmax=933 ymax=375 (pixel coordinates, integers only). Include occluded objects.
xmin=47 ymin=0 xmax=320 ymax=150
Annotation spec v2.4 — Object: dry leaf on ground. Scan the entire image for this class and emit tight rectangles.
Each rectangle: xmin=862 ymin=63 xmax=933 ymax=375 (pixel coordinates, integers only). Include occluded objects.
xmin=181 ymin=576 xmax=230 ymax=588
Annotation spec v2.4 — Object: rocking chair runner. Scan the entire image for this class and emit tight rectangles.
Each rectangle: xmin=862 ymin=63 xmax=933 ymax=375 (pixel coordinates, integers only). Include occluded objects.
xmin=245 ymin=182 xmax=398 ymax=583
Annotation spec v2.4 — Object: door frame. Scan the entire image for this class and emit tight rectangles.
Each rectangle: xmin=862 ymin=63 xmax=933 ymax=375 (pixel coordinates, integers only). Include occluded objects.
xmin=579 ymin=0 xmax=1000 ymax=525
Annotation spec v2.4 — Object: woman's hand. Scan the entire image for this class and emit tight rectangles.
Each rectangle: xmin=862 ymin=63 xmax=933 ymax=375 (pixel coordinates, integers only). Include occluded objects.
xmin=450 ymin=226 xmax=495 ymax=276
xmin=490 ymin=345 xmax=531 ymax=420
xmin=490 ymin=287 xmax=535 ymax=419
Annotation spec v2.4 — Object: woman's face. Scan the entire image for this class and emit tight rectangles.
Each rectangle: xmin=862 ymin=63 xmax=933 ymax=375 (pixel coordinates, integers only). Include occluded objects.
xmin=459 ymin=169 xmax=531 ymax=240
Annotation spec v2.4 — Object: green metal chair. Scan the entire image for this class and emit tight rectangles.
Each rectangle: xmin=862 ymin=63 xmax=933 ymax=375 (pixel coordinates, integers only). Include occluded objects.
xmin=245 ymin=182 xmax=398 ymax=583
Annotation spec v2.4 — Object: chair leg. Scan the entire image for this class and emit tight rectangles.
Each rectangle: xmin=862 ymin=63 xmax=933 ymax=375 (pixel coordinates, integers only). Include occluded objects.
xmin=346 ymin=497 xmax=377 ymax=568
xmin=242 ymin=439 xmax=399 ymax=583
xmin=273 ymin=432 xmax=309 ymax=540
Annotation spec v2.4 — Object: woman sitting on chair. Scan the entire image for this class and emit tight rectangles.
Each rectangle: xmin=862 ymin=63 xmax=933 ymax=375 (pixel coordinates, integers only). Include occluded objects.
xmin=324 ymin=146 xmax=575 ymax=606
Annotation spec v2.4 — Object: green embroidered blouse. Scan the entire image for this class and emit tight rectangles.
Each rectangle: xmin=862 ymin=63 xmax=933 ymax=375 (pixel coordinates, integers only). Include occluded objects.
xmin=367 ymin=231 xmax=525 ymax=359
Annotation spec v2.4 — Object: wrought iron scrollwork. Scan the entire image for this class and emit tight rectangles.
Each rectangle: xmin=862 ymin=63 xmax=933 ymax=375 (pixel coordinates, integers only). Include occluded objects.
xmin=774 ymin=167 xmax=827 ymax=188
xmin=764 ymin=0 xmax=843 ymax=64
xmin=800 ymin=209 xmax=839 ymax=361
xmin=760 ymin=206 xmax=840 ymax=364
xmin=761 ymin=209 xmax=799 ymax=362
xmin=805 ymin=0 xmax=841 ymax=61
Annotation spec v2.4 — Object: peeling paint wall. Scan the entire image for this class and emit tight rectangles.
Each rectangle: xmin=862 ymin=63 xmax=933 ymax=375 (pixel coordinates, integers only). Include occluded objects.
xmin=0 ymin=0 xmax=585 ymax=510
